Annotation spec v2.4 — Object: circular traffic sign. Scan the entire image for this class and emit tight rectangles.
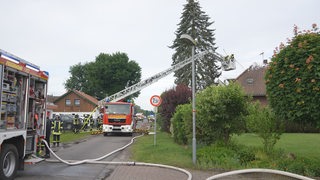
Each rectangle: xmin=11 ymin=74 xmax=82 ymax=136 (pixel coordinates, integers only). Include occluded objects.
xmin=150 ymin=95 xmax=162 ymax=107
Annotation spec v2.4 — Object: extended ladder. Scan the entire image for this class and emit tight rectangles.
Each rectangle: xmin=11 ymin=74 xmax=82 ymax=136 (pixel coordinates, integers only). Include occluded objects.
xmin=99 ymin=49 xmax=235 ymax=104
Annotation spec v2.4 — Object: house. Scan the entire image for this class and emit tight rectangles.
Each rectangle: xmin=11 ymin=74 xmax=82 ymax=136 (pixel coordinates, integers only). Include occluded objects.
xmin=235 ymin=66 xmax=268 ymax=106
xmin=53 ymin=89 xmax=99 ymax=118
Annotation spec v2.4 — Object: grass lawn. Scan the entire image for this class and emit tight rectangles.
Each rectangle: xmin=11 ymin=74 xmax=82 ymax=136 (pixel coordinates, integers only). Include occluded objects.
xmin=233 ymin=133 xmax=320 ymax=159
xmin=131 ymin=132 xmax=194 ymax=168
xmin=50 ymin=130 xmax=92 ymax=143
xmin=132 ymin=132 xmax=320 ymax=169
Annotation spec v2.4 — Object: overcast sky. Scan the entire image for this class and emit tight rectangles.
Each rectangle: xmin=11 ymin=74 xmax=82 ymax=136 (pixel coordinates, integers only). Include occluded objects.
xmin=0 ymin=0 xmax=319 ymax=110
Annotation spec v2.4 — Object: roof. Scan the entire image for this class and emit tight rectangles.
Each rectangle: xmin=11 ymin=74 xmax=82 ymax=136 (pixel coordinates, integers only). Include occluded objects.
xmin=46 ymin=102 xmax=58 ymax=110
xmin=47 ymin=95 xmax=59 ymax=103
xmin=235 ymin=66 xmax=267 ymax=96
xmin=53 ymin=89 xmax=98 ymax=105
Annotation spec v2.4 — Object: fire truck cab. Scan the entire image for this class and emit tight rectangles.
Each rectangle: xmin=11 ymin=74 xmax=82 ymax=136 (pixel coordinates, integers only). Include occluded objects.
xmin=101 ymin=101 xmax=135 ymax=136
xmin=0 ymin=49 xmax=48 ymax=180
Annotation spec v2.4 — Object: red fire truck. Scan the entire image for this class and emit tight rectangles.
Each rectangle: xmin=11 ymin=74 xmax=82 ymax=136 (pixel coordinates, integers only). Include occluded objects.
xmin=101 ymin=101 xmax=135 ymax=136
xmin=0 ymin=49 xmax=49 ymax=180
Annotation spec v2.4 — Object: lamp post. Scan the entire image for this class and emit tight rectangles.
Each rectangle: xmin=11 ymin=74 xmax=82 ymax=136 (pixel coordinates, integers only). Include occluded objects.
xmin=180 ymin=34 xmax=197 ymax=165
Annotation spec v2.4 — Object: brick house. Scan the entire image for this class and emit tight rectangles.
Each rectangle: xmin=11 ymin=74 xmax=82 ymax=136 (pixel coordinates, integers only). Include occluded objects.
xmin=53 ymin=90 xmax=99 ymax=117
xmin=235 ymin=66 xmax=268 ymax=106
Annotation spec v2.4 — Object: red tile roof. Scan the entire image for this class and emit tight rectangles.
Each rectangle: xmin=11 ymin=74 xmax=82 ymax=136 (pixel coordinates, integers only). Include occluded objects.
xmin=73 ymin=90 xmax=99 ymax=105
xmin=53 ymin=89 xmax=98 ymax=105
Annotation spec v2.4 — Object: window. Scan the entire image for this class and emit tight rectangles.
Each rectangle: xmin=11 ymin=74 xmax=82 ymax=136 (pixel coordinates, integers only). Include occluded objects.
xmin=74 ymin=99 xmax=80 ymax=106
xmin=65 ymin=99 xmax=71 ymax=106
xmin=246 ymin=78 xmax=254 ymax=85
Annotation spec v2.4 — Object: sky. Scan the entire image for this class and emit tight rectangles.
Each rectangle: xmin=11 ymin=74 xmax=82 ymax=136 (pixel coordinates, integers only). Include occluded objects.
xmin=0 ymin=0 xmax=319 ymax=110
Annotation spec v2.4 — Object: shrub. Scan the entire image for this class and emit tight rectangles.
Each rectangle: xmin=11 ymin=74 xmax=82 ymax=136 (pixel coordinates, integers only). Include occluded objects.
xmin=197 ymin=144 xmax=239 ymax=169
xmin=237 ymin=147 xmax=256 ymax=165
xmin=266 ymin=24 xmax=320 ymax=129
xmin=197 ymin=142 xmax=256 ymax=169
xmin=159 ymin=84 xmax=192 ymax=133
xmin=196 ymin=83 xmax=248 ymax=145
xmin=245 ymin=102 xmax=283 ymax=154
xmin=171 ymin=104 xmax=192 ymax=145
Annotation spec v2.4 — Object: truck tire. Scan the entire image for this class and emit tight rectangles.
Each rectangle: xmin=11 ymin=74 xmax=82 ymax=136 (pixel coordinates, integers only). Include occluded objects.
xmin=0 ymin=144 xmax=19 ymax=180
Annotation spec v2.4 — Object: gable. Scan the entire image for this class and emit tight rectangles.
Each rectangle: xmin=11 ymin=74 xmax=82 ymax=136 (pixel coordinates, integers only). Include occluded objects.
xmin=236 ymin=66 xmax=267 ymax=96
xmin=53 ymin=90 xmax=98 ymax=106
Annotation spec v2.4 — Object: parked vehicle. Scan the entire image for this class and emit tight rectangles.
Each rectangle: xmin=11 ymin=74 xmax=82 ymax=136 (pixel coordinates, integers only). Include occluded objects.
xmin=60 ymin=114 xmax=74 ymax=130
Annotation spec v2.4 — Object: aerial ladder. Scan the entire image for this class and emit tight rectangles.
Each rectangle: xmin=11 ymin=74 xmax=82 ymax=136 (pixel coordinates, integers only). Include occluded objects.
xmin=88 ymin=48 xmax=235 ymax=134
xmin=99 ymin=48 xmax=236 ymax=104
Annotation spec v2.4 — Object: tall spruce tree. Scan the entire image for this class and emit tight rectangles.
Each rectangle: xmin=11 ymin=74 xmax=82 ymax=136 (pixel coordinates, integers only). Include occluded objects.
xmin=170 ymin=0 xmax=221 ymax=90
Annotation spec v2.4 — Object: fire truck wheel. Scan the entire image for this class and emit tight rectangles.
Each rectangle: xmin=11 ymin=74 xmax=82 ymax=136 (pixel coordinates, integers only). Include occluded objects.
xmin=0 ymin=144 xmax=19 ymax=180
xmin=103 ymin=132 xmax=108 ymax=136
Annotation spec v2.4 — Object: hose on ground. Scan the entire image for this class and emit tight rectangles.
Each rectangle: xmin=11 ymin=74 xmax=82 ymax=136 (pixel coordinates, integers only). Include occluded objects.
xmin=206 ymin=168 xmax=315 ymax=180
xmin=41 ymin=135 xmax=314 ymax=180
xmin=41 ymin=134 xmax=192 ymax=180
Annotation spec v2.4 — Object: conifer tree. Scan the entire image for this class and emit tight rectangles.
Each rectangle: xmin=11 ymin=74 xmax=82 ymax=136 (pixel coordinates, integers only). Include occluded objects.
xmin=170 ymin=0 xmax=221 ymax=90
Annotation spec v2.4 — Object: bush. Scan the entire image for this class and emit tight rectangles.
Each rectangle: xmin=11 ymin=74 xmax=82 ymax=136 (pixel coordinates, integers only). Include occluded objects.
xmin=266 ymin=24 xmax=320 ymax=128
xmin=159 ymin=84 xmax=192 ymax=133
xmin=197 ymin=142 xmax=256 ymax=169
xmin=284 ymin=121 xmax=320 ymax=133
xmin=245 ymin=102 xmax=283 ymax=154
xmin=171 ymin=104 xmax=192 ymax=145
xmin=237 ymin=147 xmax=256 ymax=165
xmin=197 ymin=144 xmax=239 ymax=169
xmin=276 ymin=157 xmax=320 ymax=177
xmin=196 ymin=83 xmax=248 ymax=145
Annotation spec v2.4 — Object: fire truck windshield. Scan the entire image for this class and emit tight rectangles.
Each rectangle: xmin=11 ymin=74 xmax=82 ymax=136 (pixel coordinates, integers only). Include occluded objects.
xmin=105 ymin=104 xmax=131 ymax=115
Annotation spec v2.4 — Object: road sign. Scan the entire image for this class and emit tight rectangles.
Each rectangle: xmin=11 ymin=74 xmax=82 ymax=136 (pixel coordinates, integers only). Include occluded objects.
xmin=150 ymin=95 xmax=162 ymax=107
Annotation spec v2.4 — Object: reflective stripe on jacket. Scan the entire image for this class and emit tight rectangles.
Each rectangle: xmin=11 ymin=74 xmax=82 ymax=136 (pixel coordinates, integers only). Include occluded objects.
xmin=52 ymin=120 xmax=63 ymax=135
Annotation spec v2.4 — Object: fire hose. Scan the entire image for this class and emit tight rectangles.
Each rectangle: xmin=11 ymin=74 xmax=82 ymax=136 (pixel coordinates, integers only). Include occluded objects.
xmin=41 ymin=135 xmax=314 ymax=180
xmin=41 ymin=134 xmax=192 ymax=180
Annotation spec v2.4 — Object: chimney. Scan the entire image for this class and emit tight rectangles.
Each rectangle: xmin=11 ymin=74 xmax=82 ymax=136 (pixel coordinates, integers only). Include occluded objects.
xmin=263 ymin=59 xmax=268 ymax=65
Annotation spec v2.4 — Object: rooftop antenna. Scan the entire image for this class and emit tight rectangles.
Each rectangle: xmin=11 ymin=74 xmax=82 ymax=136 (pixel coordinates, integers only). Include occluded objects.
xmin=260 ymin=51 xmax=268 ymax=65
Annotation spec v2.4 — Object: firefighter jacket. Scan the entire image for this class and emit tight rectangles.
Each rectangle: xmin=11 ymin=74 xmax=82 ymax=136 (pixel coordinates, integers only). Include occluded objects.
xmin=52 ymin=120 xmax=63 ymax=135
xmin=73 ymin=116 xmax=80 ymax=125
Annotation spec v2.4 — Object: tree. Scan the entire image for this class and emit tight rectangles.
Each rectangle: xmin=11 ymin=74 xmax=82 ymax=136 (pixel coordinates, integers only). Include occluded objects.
xmin=65 ymin=52 xmax=141 ymax=100
xmin=159 ymin=84 xmax=192 ymax=133
xmin=246 ymin=102 xmax=283 ymax=154
xmin=170 ymin=0 xmax=221 ymax=91
xmin=64 ymin=62 xmax=87 ymax=91
xmin=196 ymin=83 xmax=248 ymax=145
xmin=265 ymin=24 xmax=320 ymax=128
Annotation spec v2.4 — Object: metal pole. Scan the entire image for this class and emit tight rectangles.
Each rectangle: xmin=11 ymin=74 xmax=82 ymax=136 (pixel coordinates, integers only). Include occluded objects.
xmin=191 ymin=45 xmax=196 ymax=165
xmin=180 ymin=34 xmax=197 ymax=165
xmin=154 ymin=107 xmax=157 ymax=146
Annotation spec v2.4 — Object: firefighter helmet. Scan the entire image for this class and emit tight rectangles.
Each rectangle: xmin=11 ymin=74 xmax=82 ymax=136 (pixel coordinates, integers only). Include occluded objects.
xmin=54 ymin=114 xmax=60 ymax=120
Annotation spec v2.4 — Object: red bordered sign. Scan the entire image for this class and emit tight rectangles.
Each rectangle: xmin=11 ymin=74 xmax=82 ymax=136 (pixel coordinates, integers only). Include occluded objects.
xmin=150 ymin=95 xmax=162 ymax=107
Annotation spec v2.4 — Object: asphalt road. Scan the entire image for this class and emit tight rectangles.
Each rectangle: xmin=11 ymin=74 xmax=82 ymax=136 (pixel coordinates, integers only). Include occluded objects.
xmin=15 ymin=134 xmax=134 ymax=180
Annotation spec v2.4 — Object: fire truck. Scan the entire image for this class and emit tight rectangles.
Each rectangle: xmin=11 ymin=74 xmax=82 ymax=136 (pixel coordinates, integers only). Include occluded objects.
xmin=101 ymin=101 xmax=135 ymax=136
xmin=0 ymin=49 xmax=49 ymax=180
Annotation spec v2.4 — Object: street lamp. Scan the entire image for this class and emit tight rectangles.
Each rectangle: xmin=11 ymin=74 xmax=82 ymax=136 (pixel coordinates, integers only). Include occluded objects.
xmin=180 ymin=34 xmax=197 ymax=165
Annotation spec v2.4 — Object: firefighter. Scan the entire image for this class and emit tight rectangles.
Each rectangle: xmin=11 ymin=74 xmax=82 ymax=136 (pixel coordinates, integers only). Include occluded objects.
xmin=89 ymin=115 xmax=94 ymax=131
xmin=96 ymin=114 xmax=103 ymax=131
xmin=52 ymin=114 xmax=63 ymax=147
xmin=82 ymin=114 xmax=89 ymax=131
xmin=73 ymin=114 xmax=80 ymax=133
